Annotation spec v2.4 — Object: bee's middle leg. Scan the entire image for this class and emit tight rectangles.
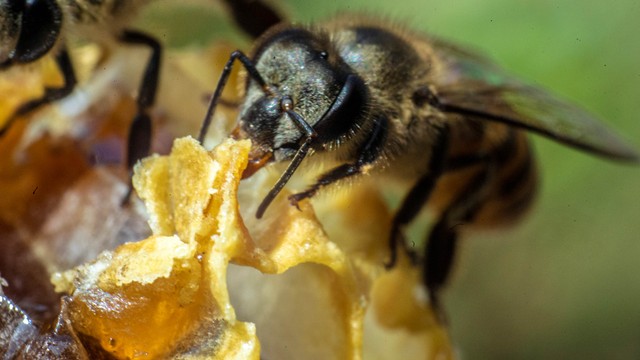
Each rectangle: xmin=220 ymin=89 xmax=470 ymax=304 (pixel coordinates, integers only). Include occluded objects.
xmin=423 ymin=165 xmax=493 ymax=318
xmin=118 ymin=30 xmax=161 ymax=204
xmin=386 ymin=126 xmax=450 ymax=268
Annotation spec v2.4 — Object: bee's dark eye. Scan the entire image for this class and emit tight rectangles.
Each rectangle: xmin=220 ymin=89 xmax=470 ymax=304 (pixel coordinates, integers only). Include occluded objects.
xmin=281 ymin=96 xmax=294 ymax=111
xmin=319 ymin=51 xmax=328 ymax=60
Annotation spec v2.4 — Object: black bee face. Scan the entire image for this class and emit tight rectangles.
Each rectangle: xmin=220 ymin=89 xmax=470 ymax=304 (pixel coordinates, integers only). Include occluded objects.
xmin=237 ymin=28 xmax=366 ymax=163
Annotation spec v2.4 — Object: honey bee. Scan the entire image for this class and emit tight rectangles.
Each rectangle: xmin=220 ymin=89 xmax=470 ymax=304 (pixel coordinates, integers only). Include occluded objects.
xmin=197 ymin=15 xmax=639 ymax=313
xmin=0 ymin=0 xmax=282 ymax=187
xmin=0 ymin=0 xmax=160 ymax=176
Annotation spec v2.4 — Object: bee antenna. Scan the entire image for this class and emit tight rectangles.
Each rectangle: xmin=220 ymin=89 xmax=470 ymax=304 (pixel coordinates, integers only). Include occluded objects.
xmin=256 ymin=110 xmax=318 ymax=218
xmin=198 ymin=50 xmax=270 ymax=144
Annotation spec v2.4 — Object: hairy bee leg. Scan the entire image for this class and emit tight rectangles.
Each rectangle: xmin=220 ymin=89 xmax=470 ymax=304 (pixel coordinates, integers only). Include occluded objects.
xmin=424 ymin=167 xmax=492 ymax=318
xmin=119 ymin=30 xmax=162 ymax=204
xmin=288 ymin=116 xmax=388 ymax=205
xmin=0 ymin=48 xmax=77 ymax=136
xmin=385 ymin=127 xmax=450 ymax=269
xmin=220 ymin=0 xmax=283 ymax=38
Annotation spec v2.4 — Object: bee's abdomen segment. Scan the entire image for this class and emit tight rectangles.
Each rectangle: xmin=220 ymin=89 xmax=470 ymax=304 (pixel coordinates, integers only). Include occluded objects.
xmin=474 ymin=130 xmax=538 ymax=227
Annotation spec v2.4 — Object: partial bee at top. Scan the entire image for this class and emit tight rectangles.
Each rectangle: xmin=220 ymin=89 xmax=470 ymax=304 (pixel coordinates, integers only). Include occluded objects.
xmin=0 ymin=0 xmax=283 ymax=65
xmin=0 ymin=0 xmax=283 ymax=199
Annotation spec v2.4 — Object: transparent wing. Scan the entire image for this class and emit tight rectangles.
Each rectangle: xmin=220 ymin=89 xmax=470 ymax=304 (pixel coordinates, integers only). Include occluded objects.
xmin=430 ymin=39 xmax=639 ymax=162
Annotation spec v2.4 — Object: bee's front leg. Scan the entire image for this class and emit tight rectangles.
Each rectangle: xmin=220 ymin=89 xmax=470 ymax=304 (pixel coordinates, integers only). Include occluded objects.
xmin=288 ymin=116 xmax=389 ymax=208
xmin=288 ymin=163 xmax=361 ymax=207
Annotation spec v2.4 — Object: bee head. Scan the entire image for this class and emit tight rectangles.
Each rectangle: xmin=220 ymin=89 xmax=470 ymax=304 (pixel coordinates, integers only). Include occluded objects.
xmin=235 ymin=27 xmax=368 ymax=167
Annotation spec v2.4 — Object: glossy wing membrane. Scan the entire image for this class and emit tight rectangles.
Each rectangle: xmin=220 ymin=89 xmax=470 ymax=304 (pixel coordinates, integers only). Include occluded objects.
xmin=431 ymin=40 xmax=639 ymax=162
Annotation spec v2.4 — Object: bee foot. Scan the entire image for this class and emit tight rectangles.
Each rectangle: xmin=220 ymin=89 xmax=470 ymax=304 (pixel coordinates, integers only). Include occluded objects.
xmin=384 ymin=246 xmax=419 ymax=270
xmin=383 ymin=258 xmax=396 ymax=270
xmin=289 ymin=188 xmax=316 ymax=206
xmin=288 ymin=193 xmax=306 ymax=211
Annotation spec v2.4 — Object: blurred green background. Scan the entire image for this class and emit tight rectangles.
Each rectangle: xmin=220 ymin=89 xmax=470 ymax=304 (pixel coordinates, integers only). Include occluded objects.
xmin=141 ymin=0 xmax=640 ymax=358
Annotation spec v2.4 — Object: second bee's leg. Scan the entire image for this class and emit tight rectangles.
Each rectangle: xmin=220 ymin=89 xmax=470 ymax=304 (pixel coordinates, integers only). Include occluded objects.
xmin=1 ymin=48 xmax=77 ymax=135
xmin=220 ymin=0 xmax=283 ymax=38
xmin=119 ymin=30 xmax=162 ymax=203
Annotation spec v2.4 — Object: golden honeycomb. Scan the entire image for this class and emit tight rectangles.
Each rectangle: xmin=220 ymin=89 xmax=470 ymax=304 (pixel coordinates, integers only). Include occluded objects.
xmin=0 ymin=39 xmax=452 ymax=360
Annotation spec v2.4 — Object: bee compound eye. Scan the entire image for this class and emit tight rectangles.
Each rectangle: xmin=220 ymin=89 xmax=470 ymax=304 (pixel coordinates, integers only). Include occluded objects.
xmin=281 ymin=96 xmax=294 ymax=111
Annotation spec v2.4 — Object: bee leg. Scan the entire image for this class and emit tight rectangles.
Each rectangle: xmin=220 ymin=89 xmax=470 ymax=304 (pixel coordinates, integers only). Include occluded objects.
xmin=424 ymin=167 xmax=492 ymax=318
xmin=386 ymin=129 xmax=450 ymax=268
xmin=288 ymin=163 xmax=359 ymax=205
xmin=288 ymin=116 xmax=389 ymax=206
xmin=386 ymin=152 xmax=491 ymax=268
xmin=118 ymin=30 xmax=162 ymax=204
xmin=0 ymin=48 xmax=77 ymax=135
xmin=220 ymin=0 xmax=283 ymax=38
xmin=423 ymin=213 xmax=458 ymax=318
